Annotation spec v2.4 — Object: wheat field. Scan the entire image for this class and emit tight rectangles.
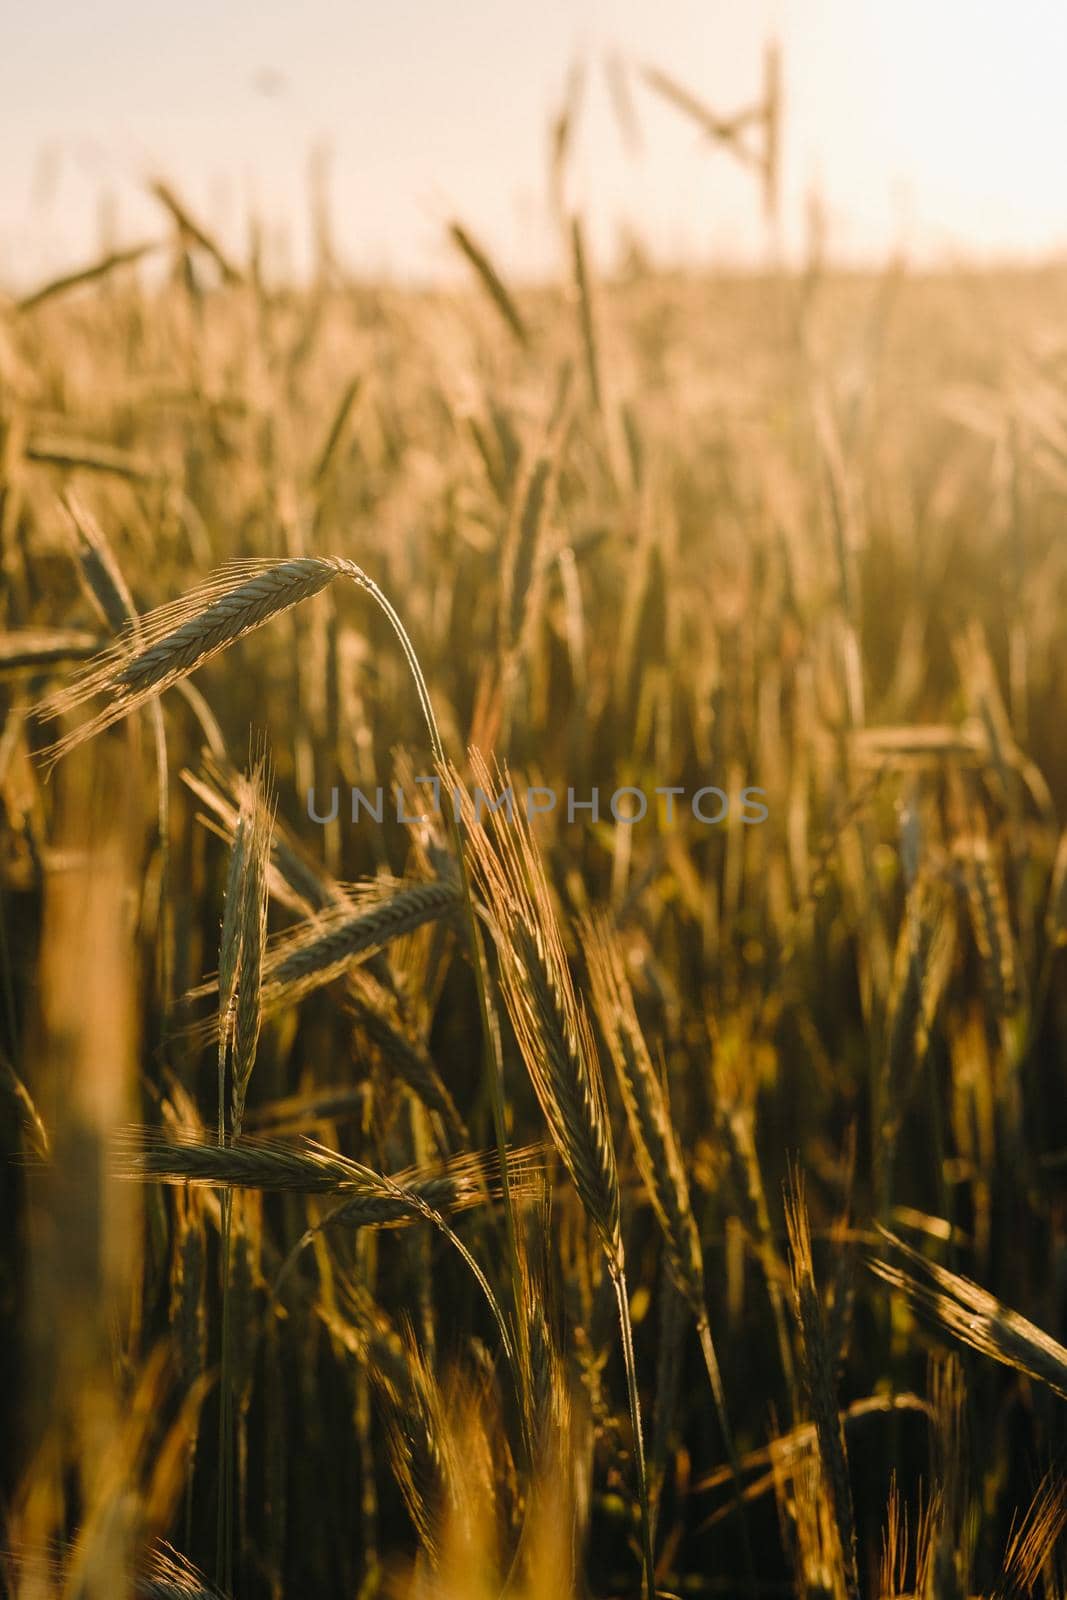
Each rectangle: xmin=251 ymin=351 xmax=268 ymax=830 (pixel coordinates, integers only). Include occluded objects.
xmin=2 ymin=207 xmax=1067 ymax=1599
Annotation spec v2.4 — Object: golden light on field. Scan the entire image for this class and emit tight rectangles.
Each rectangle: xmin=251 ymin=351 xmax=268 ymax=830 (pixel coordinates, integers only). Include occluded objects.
xmin=7 ymin=2 xmax=1067 ymax=1597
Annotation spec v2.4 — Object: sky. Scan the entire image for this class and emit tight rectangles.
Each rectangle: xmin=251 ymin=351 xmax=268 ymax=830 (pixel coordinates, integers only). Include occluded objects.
xmin=3 ymin=0 xmax=1067 ymax=287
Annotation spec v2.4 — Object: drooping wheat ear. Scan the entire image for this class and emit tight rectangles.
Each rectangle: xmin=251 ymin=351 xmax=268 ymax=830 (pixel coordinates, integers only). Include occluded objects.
xmin=785 ymin=1171 xmax=860 ymax=1600
xmin=118 ymin=1130 xmax=542 ymax=1222
xmin=37 ymin=548 xmax=527 ymax=1525
xmin=451 ymin=752 xmax=655 ymax=1598
xmin=35 ymin=558 xmax=344 ymax=762
xmin=870 ymin=1229 xmax=1067 ymax=1399
xmin=582 ymin=912 xmax=754 ymax=1589
xmin=184 ymin=874 xmax=460 ymax=1026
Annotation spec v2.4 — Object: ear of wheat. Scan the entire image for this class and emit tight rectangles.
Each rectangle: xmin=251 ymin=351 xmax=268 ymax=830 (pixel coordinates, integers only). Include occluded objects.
xmin=870 ymin=1228 xmax=1067 ymax=1399
xmin=583 ymin=911 xmax=755 ymax=1589
xmin=451 ymin=751 xmax=655 ymax=1599
xmin=785 ymin=1170 xmax=860 ymax=1600
xmin=118 ymin=1129 xmax=542 ymax=1219
xmin=454 ymin=754 xmax=620 ymax=1265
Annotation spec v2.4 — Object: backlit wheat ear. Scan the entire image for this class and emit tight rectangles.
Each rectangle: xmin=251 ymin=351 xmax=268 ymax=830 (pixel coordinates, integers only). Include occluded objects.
xmin=870 ymin=1229 xmax=1067 ymax=1399
xmin=186 ymin=876 xmax=462 ymax=1014
xmin=999 ymin=1472 xmax=1067 ymax=1598
xmin=582 ymin=912 xmax=754 ymax=1588
xmin=36 ymin=558 xmax=342 ymax=761
xmin=450 ymin=751 xmax=655 ymax=1598
xmin=583 ymin=914 xmax=701 ymax=1297
xmin=36 ymin=553 xmax=447 ymax=774
xmin=452 ymin=754 xmax=620 ymax=1264
xmin=117 ymin=1130 xmax=542 ymax=1222
xmin=262 ymin=876 xmax=461 ymax=1008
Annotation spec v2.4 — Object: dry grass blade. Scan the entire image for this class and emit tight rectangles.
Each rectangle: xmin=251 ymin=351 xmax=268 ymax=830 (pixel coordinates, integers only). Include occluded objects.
xmin=640 ymin=63 xmax=756 ymax=149
xmin=448 ymin=221 xmax=529 ymax=348
xmin=870 ymin=1230 xmax=1067 ymax=1399
xmin=25 ymin=434 xmax=157 ymax=482
xmin=0 ymin=629 xmax=101 ymax=670
xmin=583 ymin=913 xmax=701 ymax=1303
xmin=149 ymin=178 xmax=242 ymax=283
xmin=15 ymin=241 xmax=158 ymax=314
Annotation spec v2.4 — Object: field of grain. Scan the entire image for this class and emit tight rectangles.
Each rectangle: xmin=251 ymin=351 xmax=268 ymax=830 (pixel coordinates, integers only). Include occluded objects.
xmin=3 ymin=221 xmax=1067 ymax=1598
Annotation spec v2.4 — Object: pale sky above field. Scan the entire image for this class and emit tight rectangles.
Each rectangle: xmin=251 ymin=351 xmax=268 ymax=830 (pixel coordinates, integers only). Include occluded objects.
xmin=3 ymin=0 xmax=1067 ymax=287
